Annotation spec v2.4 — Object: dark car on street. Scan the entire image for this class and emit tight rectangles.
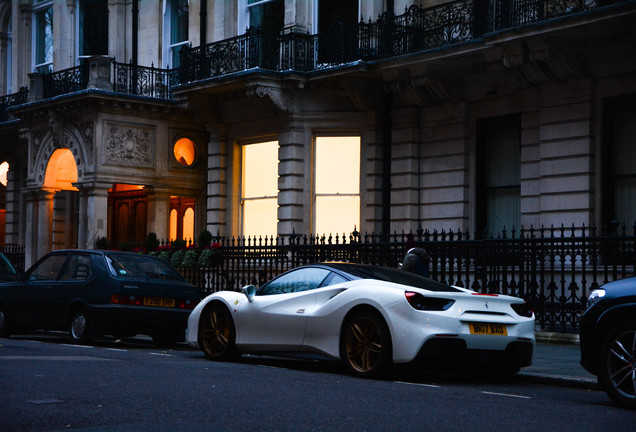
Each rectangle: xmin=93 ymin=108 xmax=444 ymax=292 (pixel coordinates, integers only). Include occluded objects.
xmin=0 ymin=249 xmax=200 ymax=347
xmin=580 ymin=277 xmax=636 ymax=409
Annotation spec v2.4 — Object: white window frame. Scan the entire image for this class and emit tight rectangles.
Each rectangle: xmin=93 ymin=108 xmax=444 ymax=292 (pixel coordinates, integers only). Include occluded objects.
xmin=238 ymin=0 xmax=284 ymax=33
xmin=32 ymin=0 xmax=53 ymax=73
xmin=163 ymin=0 xmax=190 ymax=69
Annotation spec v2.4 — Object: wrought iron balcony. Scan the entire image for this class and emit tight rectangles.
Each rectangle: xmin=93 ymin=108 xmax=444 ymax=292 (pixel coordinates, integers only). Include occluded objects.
xmin=42 ymin=63 xmax=90 ymax=99
xmin=179 ymin=0 xmax=631 ymax=84
xmin=113 ymin=61 xmax=178 ymax=99
xmin=0 ymin=87 xmax=29 ymax=122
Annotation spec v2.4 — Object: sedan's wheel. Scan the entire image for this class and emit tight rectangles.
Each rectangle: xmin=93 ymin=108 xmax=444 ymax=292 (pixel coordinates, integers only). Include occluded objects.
xmin=341 ymin=310 xmax=391 ymax=378
xmin=0 ymin=305 xmax=11 ymax=338
xmin=69 ymin=310 xmax=93 ymax=345
xmin=599 ymin=325 xmax=636 ymax=409
xmin=199 ymin=303 xmax=237 ymax=361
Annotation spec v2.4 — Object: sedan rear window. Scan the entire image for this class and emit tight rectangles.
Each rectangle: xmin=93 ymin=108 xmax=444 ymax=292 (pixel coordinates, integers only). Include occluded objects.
xmin=105 ymin=253 xmax=185 ymax=281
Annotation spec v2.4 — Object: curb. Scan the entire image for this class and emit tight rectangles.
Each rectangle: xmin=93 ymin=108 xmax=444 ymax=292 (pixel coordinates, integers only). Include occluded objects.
xmin=535 ymin=331 xmax=580 ymax=345
xmin=517 ymin=371 xmax=599 ymax=390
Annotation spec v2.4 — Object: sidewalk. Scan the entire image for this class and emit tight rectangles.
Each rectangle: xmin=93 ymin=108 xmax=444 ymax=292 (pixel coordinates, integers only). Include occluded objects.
xmin=517 ymin=332 xmax=598 ymax=389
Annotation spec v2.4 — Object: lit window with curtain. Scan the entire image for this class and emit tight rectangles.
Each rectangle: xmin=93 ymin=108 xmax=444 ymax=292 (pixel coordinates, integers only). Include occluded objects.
xmin=314 ymin=136 xmax=360 ymax=236
xmin=165 ymin=0 xmax=189 ymax=68
xmin=241 ymin=141 xmax=279 ymax=238
xmin=79 ymin=0 xmax=108 ymax=59
xmin=33 ymin=1 xmax=53 ymax=73
xmin=477 ymin=116 xmax=521 ymax=237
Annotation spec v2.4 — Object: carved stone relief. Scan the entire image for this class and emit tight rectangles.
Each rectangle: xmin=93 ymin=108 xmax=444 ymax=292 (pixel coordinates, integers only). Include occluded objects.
xmin=103 ymin=122 xmax=155 ymax=167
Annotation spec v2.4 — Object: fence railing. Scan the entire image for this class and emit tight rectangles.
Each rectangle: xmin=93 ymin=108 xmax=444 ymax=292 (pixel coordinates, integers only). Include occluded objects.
xmin=0 ymin=244 xmax=25 ymax=273
xmin=0 ymin=87 xmax=29 ymax=122
xmin=113 ymin=61 xmax=178 ymax=99
xmin=43 ymin=63 xmax=90 ymax=98
xmin=167 ymin=224 xmax=636 ymax=334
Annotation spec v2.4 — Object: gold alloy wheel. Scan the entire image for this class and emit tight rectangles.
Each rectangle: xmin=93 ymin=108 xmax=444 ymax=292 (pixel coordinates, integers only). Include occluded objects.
xmin=345 ymin=316 xmax=383 ymax=373
xmin=201 ymin=307 xmax=232 ymax=358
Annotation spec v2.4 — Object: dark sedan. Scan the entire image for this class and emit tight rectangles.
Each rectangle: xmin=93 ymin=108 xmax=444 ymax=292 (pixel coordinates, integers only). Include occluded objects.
xmin=0 ymin=252 xmax=18 ymax=282
xmin=580 ymin=277 xmax=636 ymax=409
xmin=0 ymin=249 xmax=200 ymax=347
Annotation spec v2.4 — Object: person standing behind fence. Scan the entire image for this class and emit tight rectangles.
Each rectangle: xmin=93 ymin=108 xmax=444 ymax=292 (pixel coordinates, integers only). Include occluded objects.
xmin=401 ymin=246 xmax=431 ymax=278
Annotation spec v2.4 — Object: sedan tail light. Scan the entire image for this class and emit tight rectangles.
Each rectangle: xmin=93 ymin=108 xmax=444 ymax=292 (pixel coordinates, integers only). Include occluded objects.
xmin=405 ymin=291 xmax=455 ymax=311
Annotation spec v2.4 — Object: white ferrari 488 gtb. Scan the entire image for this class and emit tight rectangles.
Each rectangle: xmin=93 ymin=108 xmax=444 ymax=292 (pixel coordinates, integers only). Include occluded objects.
xmin=186 ymin=263 xmax=535 ymax=377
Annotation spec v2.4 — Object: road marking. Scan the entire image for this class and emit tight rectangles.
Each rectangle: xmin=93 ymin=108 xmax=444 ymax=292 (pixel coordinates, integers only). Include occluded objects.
xmin=61 ymin=344 xmax=93 ymax=349
xmin=395 ymin=381 xmax=440 ymax=388
xmin=149 ymin=352 xmax=174 ymax=357
xmin=480 ymin=391 xmax=531 ymax=399
xmin=103 ymin=347 xmax=127 ymax=352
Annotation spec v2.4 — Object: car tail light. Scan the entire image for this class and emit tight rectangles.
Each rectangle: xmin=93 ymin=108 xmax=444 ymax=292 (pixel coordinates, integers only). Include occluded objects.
xmin=511 ymin=301 xmax=533 ymax=318
xmin=176 ymin=299 xmax=199 ymax=310
xmin=405 ymin=291 xmax=455 ymax=311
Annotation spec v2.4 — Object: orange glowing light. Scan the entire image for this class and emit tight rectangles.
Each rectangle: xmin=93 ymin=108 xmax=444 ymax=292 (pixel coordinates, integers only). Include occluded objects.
xmin=44 ymin=149 xmax=78 ymax=191
xmin=174 ymin=138 xmax=196 ymax=166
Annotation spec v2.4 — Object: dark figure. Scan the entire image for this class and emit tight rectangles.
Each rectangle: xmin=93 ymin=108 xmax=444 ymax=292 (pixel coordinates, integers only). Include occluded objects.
xmin=401 ymin=247 xmax=430 ymax=278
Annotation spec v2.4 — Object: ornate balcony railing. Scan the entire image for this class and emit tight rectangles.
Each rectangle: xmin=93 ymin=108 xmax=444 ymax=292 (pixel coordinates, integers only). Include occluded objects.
xmin=0 ymin=87 xmax=29 ymax=122
xmin=113 ymin=61 xmax=178 ymax=99
xmin=42 ymin=63 xmax=90 ymax=99
xmin=179 ymin=0 xmax=631 ymax=84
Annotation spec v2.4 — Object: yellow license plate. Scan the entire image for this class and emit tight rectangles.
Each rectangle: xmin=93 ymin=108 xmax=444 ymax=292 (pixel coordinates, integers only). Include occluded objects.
xmin=144 ymin=297 xmax=175 ymax=307
xmin=469 ymin=323 xmax=508 ymax=336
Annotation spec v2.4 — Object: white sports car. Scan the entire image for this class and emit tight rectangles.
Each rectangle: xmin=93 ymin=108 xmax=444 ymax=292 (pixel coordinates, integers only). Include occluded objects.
xmin=186 ymin=263 xmax=535 ymax=377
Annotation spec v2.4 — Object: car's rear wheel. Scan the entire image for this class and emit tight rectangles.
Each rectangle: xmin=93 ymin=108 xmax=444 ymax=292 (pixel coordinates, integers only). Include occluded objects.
xmin=0 ymin=304 xmax=11 ymax=338
xmin=69 ymin=309 xmax=93 ymax=345
xmin=341 ymin=310 xmax=391 ymax=378
xmin=199 ymin=303 xmax=237 ymax=361
xmin=599 ymin=323 xmax=636 ymax=409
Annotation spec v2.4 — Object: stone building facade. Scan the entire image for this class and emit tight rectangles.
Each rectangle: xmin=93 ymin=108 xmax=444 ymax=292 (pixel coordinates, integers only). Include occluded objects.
xmin=0 ymin=0 xmax=635 ymax=267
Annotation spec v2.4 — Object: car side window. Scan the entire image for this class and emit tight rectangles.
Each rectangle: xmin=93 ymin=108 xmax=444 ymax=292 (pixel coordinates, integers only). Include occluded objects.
xmin=60 ymin=254 xmax=93 ymax=280
xmin=321 ymin=272 xmax=348 ymax=287
xmin=28 ymin=254 xmax=68 ymax=281
xmin=258 ymin=268 xmax=331 ymax=295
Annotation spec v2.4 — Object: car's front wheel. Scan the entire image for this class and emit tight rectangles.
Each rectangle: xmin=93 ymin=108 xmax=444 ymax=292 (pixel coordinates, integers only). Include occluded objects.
xmin=199 ymin=303 xmax=237 ymax=361
xmin=69 ymin=309 xmax=93 ymax=345
xmin=341 ymin=310 xmax=392 ymax=378
xmin=0 ymin=304 xmax=11 ymax=338
xmin=599 ymin=323 xmax=636 ymax=409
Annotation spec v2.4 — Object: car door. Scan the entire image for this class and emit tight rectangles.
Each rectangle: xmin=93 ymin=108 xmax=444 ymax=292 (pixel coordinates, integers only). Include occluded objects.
xmin=51 ymin=253 xmax=95 ymax=325
xmin=8 ymin=253 xmax=69 ymax=327
xmin=236 ymin=267 xmax=331 ymax=350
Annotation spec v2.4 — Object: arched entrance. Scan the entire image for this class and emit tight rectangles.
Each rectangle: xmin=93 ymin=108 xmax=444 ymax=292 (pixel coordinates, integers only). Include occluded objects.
xmin=43 ymin=148 xmax=79 ymax=250
xmin=0 ymin=161 xmax=8 ymax=247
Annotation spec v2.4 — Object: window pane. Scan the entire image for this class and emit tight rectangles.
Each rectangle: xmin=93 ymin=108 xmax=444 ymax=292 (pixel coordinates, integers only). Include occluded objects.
xmin=35 ymin=6 xmax=53 ymax=68
xmin=315 ymin=195 xmax=360 ymax=235
xmin=80 ymin=0 xmax=108 ymax=56
xmin=170 ymin=0 xmax=189 ymax=44
xmin=29 ymin=254 xmax=67 ymax=281
xmin=243 ymin=198 xmax=277 ymax=238
xmin=486 ymin=187 xmax=520 ymax=235
xmin=243 ymin=141 xmax=279 ymax=198
xmin=315 ymin=136 xmax=360 ymax=194
xmin=248 ymin=0 xmax=283 ymax=33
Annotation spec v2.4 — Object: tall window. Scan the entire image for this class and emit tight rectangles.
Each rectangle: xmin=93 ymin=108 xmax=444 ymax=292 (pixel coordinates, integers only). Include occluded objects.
xmin=79 ymin=0 xmax=108 ymax=59
xmin=3 ymin=17 xmax=12 ymax=93
xmin=33 ymin=1 xmax=53 ymax=73
xmin=314 ymin=136 xmax=360 ymax=236
xmin=477 ymin=116 xmax=521 ymax=237
xmin=602 ymin=95 xmax=636 ymax=230
xmin=241 ymin=141 xmax=279 ymax=238
xmin=239 ymin=0 xmax=284 ymax=33
xmin=318 ymin=0 xmax=358 ymax=32
xmin=164 ymin=0 xmax=189 ymax=68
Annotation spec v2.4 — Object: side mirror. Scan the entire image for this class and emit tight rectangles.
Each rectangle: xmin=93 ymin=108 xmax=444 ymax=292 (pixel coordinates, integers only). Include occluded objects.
xmin=242 ymin=284 xmax=256 ymax=303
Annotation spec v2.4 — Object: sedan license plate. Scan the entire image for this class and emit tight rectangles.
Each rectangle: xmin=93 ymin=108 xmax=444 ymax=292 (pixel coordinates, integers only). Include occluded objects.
xmin=469 ymin=323 xmax=507 ymax=336
xmin=144 ymin=297 xmax=175 ymax=308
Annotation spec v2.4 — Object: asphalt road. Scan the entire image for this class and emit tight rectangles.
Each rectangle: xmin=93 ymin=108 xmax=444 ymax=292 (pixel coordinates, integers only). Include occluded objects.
xmin=1 ymin=334 xmax=634 ymax=432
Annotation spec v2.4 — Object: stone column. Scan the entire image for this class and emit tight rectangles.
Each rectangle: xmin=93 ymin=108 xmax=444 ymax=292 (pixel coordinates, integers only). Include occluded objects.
xmin=24 ymin=190 xmax=38 ymax=269
xmin=206 ymin=125 xmax=228 ymax=236
xmin=85 ymin=182 xmax=111 ymax=248
xmin=36 ymin=189 xmax=56 ymax=261
xmin=76 ymin=184 xmax=89 ymax=248
xmin=146 ymin=186 xmax=171 ymax=242
xmin=277 ymin=123 xmax=307 ymax=237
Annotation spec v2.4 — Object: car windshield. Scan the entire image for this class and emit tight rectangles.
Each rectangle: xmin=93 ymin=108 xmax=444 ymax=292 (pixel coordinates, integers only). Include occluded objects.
xmin=105 ymin=253 xmax=185 ymax=281
xmin=0 ymin=253 xmax=17 ymax=276
xmin=333 ymin=264 xmax=461 ymax=292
